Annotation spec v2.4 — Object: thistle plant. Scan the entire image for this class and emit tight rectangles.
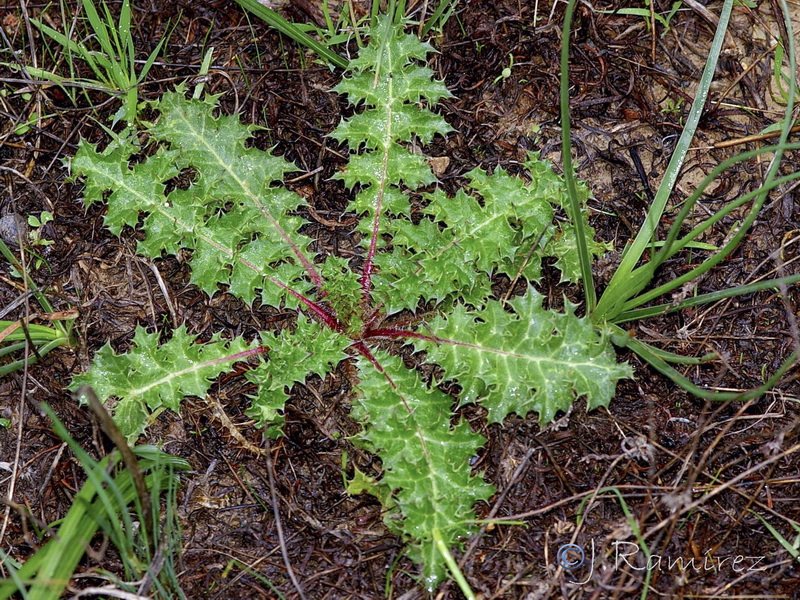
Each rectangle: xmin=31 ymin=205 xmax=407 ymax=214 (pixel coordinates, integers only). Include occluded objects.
xmin=69 ymin=6 xmax=800 ymax=591
xmin=69 ymin=16 xmax=631 ymax=589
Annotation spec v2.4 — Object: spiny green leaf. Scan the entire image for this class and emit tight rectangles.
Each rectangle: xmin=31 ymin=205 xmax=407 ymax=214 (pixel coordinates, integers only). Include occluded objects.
xmin=369 ymin=165 xmax=571 ymax=313
xmin=347 ymin=17 xmax=434 ymax=75
xmin=70 ymin=326 xmax=259 ymax=441
xmin=70 ymin=87 xmax=316 ymax=308
xmin=331 ymin=15 xmax=452 ymax=220
xmin=245 ymin=315 xmax=350 ymax=437
xmin=415 ymin=288 xmax=633 ymax=425
xmin=541 ymin=222 xmax=611 ymax=283
xmin=72 ymin=143 xmax=180 ymax=237
xmin=352 ymin=352 xmax=494 ymax=590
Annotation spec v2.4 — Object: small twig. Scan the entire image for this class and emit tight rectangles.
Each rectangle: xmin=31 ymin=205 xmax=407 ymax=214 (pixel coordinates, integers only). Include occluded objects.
xmin=714 ymin=124 xmax=800 ymax=149
xmin=0 ymin=291 xmax=33 ymax=319
xmin=682 ymin=0 xmax=719 ymax=26
xmin=710 ymin=43 xmax=777 ymax=114
xmin=649 ymin=0 xmax=656 ymax=63
xmin=203 ymin=394 xmax=269 ymax=457
xmin=0 ymin=166 xmax=55 ymax=209
xmin=17 ymin=318 xmax=43 ymax=362
xmin=458 ymin=448 xmax=535 ymax=569
xmin=70 ymin=587 xmax=149 ymax=600
xmin=305 ymin=205 xmax=358 ymax=228
xmin=262 ymin=436 xmax=309 ymax=600
xmin=37 ymin=441 xmax=67 ymax=499
xmin=141 ymin=258 xmax=178 ymax=327
xmin=285 ymin=166 xmax=324 ymax=184
xmin=77 ymin=386 xmax=154 ymax=553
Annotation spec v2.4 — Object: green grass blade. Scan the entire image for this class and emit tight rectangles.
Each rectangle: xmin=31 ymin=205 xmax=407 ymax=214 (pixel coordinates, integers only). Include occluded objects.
xmin=16 ymin=67 xmax=109 ymax=91
xmin=87 ymin=50 xmax=118 ymax=81
xmin=193 ymin=46 xmax=215 ymax=99
xmin=751 ymin=512 xmax=800 ymax=561
xmin=612 ymin=324 xmax=798 ymax=401
xmin=420 ymin=0 xmax=458 ymax=36
xmin=102 ymin=2 xmax=123 ymax=60
xmin=0 ymin=549 xmax=29 ymax=600
xmin=0 ymin=338 xmax=70 ymax=376
xmin=641 ymin=345 xmax=717 ymax=365
xmin=120 ymin=0 xmax=135 ymax=70
xmin=593 ymin=0 xmax=734 ymax=321
xmin=0 ymin=342 xmax=29 ymax=359
xmin=0 ymin=322 xmax=61 ymax=342
xmin=81 ymin=0 xmax=114 ymax=57
xmin=11 ymin=66 xmax=65 ymax=84
xmin=29 ymin=19 xmax=103 ymax=80
xmin=560 ymin=0 xmax=596 ymax=313
xmin=433 ymin=527 xmax=476 ymax=600
xmin=614 ymin=273 xmax=800 ymax=323
xmin=137 ymin=32 xmax=168 ymax=85
xmin=233 ymin=0 xmax=348 ymax=69
xmin=29 ymin=19 xmax=83 ymax=56
xmin=321 ymin=0 xmax=335 ymax=35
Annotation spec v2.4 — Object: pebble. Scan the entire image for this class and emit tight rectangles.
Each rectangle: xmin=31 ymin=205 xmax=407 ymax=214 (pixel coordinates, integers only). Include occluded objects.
xmin=0 ymin=214 xmax=26 ymax=246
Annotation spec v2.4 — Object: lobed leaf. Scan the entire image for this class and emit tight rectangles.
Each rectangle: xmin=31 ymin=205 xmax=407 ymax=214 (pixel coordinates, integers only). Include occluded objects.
xmin=414 ymin=288 xmax=633 ymax=425
xmin=70 ymin=326 xmax=259 ymax=441
xmin=370 ymin=162 xmax=595 ymax=313
xmin=330 ymin=16 xmax=453 ymax=219
xmin=71 ymin=88 xmax=316 ymax=308
xmin=351 ymin=352 xmax=494 ymax=590
xmin=245 ymin=315 xmax=350 ymax=437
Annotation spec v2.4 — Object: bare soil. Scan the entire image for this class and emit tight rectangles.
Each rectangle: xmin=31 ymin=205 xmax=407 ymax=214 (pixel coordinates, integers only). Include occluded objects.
xmin=1 ymin=0 xmax=799 ymax=598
